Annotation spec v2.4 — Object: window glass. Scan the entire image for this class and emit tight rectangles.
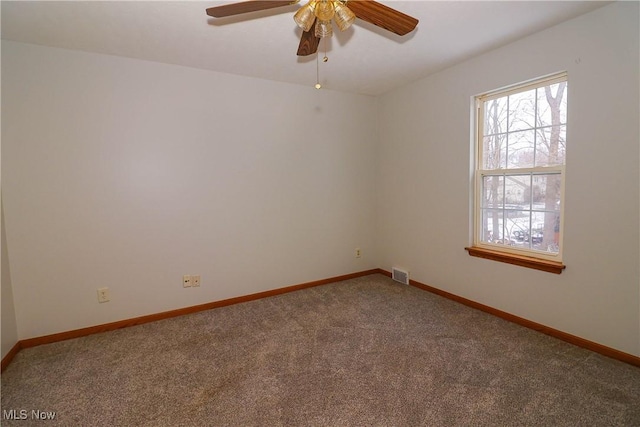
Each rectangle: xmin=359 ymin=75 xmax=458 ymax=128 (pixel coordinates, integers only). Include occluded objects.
xmin=476 ymin=74 xmax=567 ymax=260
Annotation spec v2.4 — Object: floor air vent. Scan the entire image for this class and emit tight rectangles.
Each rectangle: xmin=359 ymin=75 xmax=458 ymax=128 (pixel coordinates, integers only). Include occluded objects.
xmin=392 ymin=267 xmax=410 ymax=285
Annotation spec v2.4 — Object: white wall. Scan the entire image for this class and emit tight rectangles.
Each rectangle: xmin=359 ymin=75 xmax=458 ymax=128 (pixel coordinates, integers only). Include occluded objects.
xmin=2 ymin=202 xmax=19 ymax=359
xmin=1 ymin=27 xmax=20 ymax=358
xmin=377 ymin=2 xmax=640 ymax=356
xmin=2 ymin=41 xmax=378 ymax=339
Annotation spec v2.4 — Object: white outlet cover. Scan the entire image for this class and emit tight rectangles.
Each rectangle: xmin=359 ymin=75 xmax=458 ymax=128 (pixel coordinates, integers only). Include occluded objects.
xmin=192 ymin=275 xmax=201 ymax=287
xmin=183 ymin=275 xmax=191 ymax=288
xmin=97 ymin=287 xmax=110 ymax=303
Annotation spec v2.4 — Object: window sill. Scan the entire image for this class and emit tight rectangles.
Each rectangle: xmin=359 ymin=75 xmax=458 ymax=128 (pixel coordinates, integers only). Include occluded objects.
xmin=465 ymin=246 xmax=566 ymax=274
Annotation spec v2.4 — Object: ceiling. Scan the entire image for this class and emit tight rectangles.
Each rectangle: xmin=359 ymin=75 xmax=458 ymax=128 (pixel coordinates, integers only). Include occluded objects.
xmin=1 ymin=1 xmax=610 ymax=96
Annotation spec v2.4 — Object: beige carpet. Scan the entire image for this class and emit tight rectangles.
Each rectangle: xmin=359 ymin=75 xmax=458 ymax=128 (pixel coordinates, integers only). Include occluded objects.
xmin=2 ymin=274 xmax=639 ymax=426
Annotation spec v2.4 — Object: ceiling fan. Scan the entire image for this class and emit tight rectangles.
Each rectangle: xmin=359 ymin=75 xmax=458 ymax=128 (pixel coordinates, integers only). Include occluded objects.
xmin=206 ymin=0 xmax=419 ymax=56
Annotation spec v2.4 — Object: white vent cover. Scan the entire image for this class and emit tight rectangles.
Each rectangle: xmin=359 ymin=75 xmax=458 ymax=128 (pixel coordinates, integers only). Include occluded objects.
xmin=392 ymin=267 xmax=410 ymax=285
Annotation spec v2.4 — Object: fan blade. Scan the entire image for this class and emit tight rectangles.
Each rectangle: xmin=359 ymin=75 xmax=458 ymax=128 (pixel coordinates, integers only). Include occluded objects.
xmin=297 ymin=23 xmax=320 ymax=56
xmin=347 ymin=0 xmax=418 ymax=36
xmin=206 ymin=0 xmax=298 ymax=18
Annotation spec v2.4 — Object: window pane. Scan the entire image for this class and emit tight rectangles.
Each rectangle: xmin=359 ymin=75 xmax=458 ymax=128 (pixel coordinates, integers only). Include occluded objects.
xmin=484 ymin=96 xmax=508 ymax=136
xmin=483 ymin=134 xmax=506 ymax=169
xmin=482 ymin=175 xmax=504 ymax=208
xmin=531 ymin=211 xmax=560 ymax=254
xmin=536 ymin=83 xmax=568 ymax=127
xmin=507 ymin=130 xmax=535 ymax=169
xmin=532 ymin=174 xmax=561 ymax=212
xmin=508 ymin=89 xmax=536 ymax=132
xmin=530 ymin=212 xmax=545 ymax=248
xmin=535 ymin=126 xmax=566 ymax=167
xmin=481 ymin=209 xmax=503 ymax=244
xmin=504 ymin=174 xmax=531 ymax=209
xmin=506 ymin=211 xmax=531 ymax=248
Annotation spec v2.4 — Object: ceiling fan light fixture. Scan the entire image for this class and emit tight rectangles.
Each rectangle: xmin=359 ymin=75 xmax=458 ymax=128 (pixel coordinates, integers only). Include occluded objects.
xmin=333 ymin=2 xmax=355 ymax=31
xmin=207 ymin=0 xmax=419 ymax=58
xmin=314 ymin=19 xmax=333 ymax=38
xmin=293 ymin=1 xmax=317 ymax=32
xmin=314 ymin=0 xmax=335 ymax=21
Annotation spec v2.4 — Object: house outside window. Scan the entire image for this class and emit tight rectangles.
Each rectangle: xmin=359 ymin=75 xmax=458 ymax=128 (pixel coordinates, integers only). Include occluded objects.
xmin=468 ymin=72 xmax=567 ymax=273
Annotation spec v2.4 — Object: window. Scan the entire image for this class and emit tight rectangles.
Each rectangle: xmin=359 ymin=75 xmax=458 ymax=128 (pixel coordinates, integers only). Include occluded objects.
xmin=466 ymin=73 xmax=567 ymax=273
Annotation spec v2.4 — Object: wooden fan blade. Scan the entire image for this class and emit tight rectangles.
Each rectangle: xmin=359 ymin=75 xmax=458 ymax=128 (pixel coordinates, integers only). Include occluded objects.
xmin=347 ymin=0 xmax=418 ymax=36
xmin=297 ymin=23 xmax=320 ymax=56
xmin=206 ymin=0 xmax=298 ymax=18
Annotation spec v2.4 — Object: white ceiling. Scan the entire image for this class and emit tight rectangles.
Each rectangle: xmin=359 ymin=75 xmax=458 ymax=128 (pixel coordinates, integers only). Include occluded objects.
xmin=1 ymin=1 xmax=610 ymax=96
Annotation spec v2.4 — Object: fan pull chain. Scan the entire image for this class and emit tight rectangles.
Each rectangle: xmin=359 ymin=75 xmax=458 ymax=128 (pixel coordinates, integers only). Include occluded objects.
xmin=323 ymin=37 xmax=328 ymax=63
xmin=315 ymin=52 xmax=321 ymax=89
xmin=315 ymin=38 xmax=329 ymax=90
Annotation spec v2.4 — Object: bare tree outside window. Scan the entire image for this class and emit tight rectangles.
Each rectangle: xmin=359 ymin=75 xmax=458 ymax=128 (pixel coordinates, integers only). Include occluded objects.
xmin=476 ymin=74 xmax=567 ymax=259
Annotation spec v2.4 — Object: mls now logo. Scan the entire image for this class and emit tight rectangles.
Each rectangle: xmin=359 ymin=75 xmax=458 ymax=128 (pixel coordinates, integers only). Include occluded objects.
xmin=3 ymin=409 xmax=56 ymax=420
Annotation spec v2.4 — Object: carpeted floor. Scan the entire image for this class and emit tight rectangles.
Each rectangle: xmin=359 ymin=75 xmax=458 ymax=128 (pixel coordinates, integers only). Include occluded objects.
xmin=2 ymin=274 xmax=639 ymax=426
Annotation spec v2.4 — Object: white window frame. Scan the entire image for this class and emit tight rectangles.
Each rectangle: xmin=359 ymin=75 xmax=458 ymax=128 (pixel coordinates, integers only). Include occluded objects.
xmin=471 ymin=72 xmax=567 ymax=268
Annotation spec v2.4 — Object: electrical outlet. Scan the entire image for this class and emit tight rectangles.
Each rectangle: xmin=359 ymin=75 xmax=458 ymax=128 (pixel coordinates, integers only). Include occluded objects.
xmin=97 ymin=287 xmax=110 ymax=303
xmin=355 ymin=248 xmax=362 ymax=258
xmin=183 ymin=275 xmax=192 ymax=288
xmin=192 ymin=275 xmax=201 ymax=287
